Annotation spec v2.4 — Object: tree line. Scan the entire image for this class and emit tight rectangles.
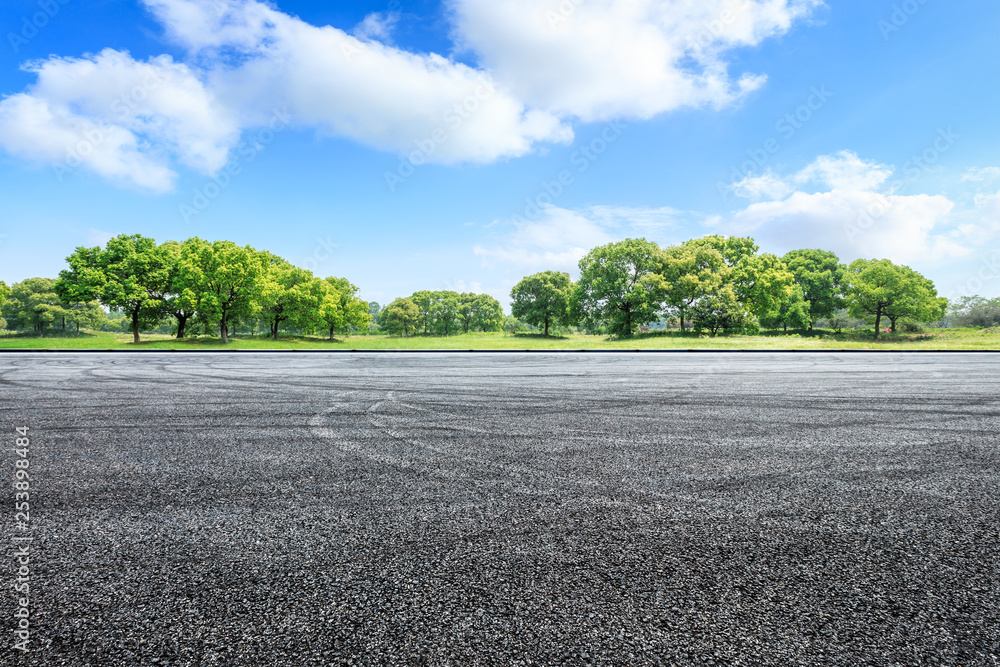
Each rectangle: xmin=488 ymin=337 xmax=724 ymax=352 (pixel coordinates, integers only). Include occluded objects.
xmin=505 ymin=236 xmax=947 ymax=338
xmin=0 ymin=232 xmax=964 ymax=342
xmin=1 ymin=235 xmax=374 ymax=343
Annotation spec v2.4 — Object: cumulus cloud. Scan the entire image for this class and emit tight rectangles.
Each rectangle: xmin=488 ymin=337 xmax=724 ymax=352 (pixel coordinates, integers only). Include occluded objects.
xmin=0 ymin=49 xmax=236 ymax=193
xmin=449 ymin=0 xmax=820 ymax=121
xmin=0 ymin=0 xmax=819 ymax=192
xmin=473 ymin=204 xmax=683 ymax=271
xmin=723 ymin=151 xmax=967 ymax=264
xmin=961 ymin=167 xmax=1000 ymax=183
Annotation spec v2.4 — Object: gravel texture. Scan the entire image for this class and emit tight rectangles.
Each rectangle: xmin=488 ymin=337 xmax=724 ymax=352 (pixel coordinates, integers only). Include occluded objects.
xmin=1 ymin=352 xmax=999 ymax=666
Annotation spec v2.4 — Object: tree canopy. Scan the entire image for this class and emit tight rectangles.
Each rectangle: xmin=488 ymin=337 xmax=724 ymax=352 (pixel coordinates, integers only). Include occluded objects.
xmin=574 ymin=239 xmax=665 ymax=336
xmin=510 ymin=271 xmax=574 ymax=336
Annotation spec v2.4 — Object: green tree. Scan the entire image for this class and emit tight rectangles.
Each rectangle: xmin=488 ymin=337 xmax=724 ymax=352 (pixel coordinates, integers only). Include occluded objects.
xmin=691 ymin=286 xmax=748 ymax=337
xmin=574 ymin=239 xmax=665 ymax=336
xmin=410 ymin=290 xmax=435 ymax=334
xmin=844 ymin=258 xmax=935 ymax=337
xmin=782 ymin=249 xmax=846 ymax=327
xmin=658 ymin=244 xmax=726 ymax=331
xmin=156 ymin=240 xmax=202 ymax=338
xmin=64 ymin=301 xmax=107 ymax=333
xmin=176 ymin=239 xmax=266 ymax=343
xmin=322 ymin=277 xmax=370 ymax=338
xmin=472 ymin=294 xmax=504 ymax=332
xmin=431 ymin=291 xmax=461 ymax=335
xmin=685 ymin=235 xmax=794 ymax=323
xmin=57 ymin=234 xmax=169 ymax=343
xmin=510 ymin=271 xmax=573 ymax=336
xmin=882 ymin=265 xmax=946 ymax=331
xmin=4 ymin=278 xmax=67 ymax=334
xmin=759 ymin=284 xmax=810 ymax=332
xmin=0 ymin=281 xmax=9 ymax=316
xmin=380 ymin=297 xmax=421 ymax=336
xmin=259 ymin=259 xmax=319 ymax=339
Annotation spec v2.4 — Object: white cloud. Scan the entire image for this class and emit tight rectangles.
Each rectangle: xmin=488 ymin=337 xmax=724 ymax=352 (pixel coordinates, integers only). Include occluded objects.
xmin=449 ymin=0 xmax=820 ymax=121
xmin=730 ymin=172 xmax=794 ymax=200
xmin=961 ymin=167 xmax=1000 ymax=182
xmin=0 ymin=49 xmax=236 ymax=193
xmin=145 ymin=0 xmax=572 ymax=163
xmin=353 ymin=12 xmax=400 ymax=43
xmin=722 ymin=151 xmax=967 ymax=264
xmin=473 ymin=203 xmax=683 ymax=272
xmin=0 ymin=0 xmax=819 ymax=192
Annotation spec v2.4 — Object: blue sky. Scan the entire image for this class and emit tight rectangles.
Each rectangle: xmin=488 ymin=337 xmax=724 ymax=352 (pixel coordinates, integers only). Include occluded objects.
xmin=2 ymin=0 xmax=999 ymax=307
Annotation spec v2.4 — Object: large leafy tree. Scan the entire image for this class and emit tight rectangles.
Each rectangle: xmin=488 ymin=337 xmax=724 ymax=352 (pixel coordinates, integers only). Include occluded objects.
xmin=380 ymin=297 xmax=421 ymax=336
xmin=658 ymin=244 xmax=726 ymax=331
xmin=156 ymin=240 xmax=202 ymax=338
xmin=759 ymin=285 xmax=810 ymax=332
xmin=844 ymin=258 xmax=935 ymax=337
xmin=510 ymin=271 xmax=573 ymax=336
xmin=57 ymin=234 xmax=169 ymax=343
xmin=882 ymin=266 xmax=946 ymax=331
xmin=574 ymin=239 xmax=665 ymax=336
xmin=782 ymin=249 xmax=846 ymax=327
xmin=177 ymin=239 xmax=266 ymax=343
xmin=321 ymin=277 xmax=370 ymax=338
xmin=471 ymin=294 xmax=504 ymax=332
xmin=431 ymin=291 xmax=461 ymax=335
xmin=0 ymin=281 xmax=9 ymax=315
xmin=4 ymin=278 xmax=67 ymax=334
xmin=410 ymin=290 xmax=435 ymax=335
xmin=259 ymin=258 xmax=320 ymax=339
xmin=685 ymin=235 xmax=794 ymax=323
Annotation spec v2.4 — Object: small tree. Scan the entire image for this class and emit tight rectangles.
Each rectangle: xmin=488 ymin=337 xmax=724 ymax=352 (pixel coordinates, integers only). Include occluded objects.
xmin=760 ymin=285 xmax=810 ymax=333
xmin=380 ymin=297 xmax=420 ymax=336
xmin=5 ymin=278 xmax=67 ymax=334
xmin=322 ymin=277 xmax=370 ymax=338
xmin=782 ymin=249 xmax=846 ymax=328
xmin=510 ymin=271 xmax=573 ymax=336
xmin=691 ymin=287 xmax=748 ymax=337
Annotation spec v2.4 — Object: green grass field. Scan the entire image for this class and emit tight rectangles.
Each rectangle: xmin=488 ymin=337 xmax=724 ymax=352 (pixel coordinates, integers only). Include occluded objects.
xmin=2 ymin=328 xmax=999 ymax=350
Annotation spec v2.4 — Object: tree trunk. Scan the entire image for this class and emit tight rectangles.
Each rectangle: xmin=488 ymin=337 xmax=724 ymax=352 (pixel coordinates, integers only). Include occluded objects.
xmin=62 ymin=316 xmax=66 ymax=331
xmin=272 ymin=320 xmax=279 ymax=340
xmin=176 ymin=315 xmax=187 ymax=339
xmin=679 ymin=309 xmax=685 ymax=332
xmin=544 ymin=318 xmax=549 ymax=337
xmin=890 ymin=317 xmax=898 ymax=332
xmin=783 ymin=323 xmax=787 ymax=333
xmin=874 ymin=309 xmax=882 ymax=338
xmin=220 ymin=319 xmax=229 ymax=344
xmin=132 ymin=311 xmax=140 ymax=344
xmin=625 ymin=309 xmax=632 ymax=336
xmin=329 ymin=325 xmax=335 ymax=341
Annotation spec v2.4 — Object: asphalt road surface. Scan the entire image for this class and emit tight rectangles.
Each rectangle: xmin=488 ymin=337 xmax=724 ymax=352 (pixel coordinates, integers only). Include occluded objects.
xmin=2 ymin=352 xmax=998 ymax=666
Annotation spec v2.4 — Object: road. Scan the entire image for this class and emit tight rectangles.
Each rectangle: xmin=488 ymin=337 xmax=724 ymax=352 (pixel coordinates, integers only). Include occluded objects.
xmin=1 ymin=352 xmax=998 ymax=665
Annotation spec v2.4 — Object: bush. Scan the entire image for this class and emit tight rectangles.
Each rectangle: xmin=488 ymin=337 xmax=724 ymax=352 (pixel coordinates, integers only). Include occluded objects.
xmin=899 ymin=321 xmax=923 ymax=333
